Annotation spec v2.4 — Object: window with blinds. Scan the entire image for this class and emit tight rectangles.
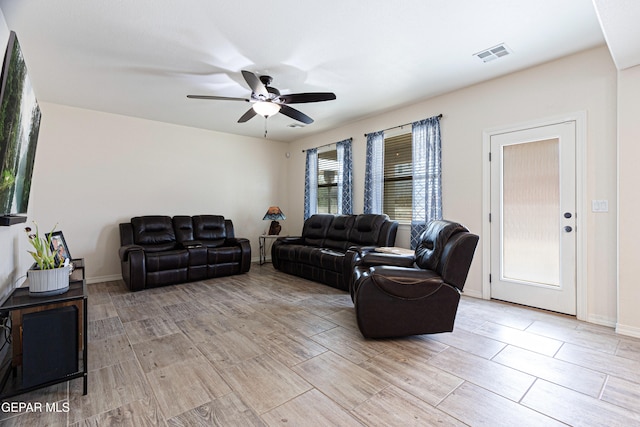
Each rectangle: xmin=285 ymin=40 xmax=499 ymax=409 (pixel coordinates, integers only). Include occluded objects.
xmin=318 ymin=149 xmax=338 ymax=214
xmin=383 ymin=132 xmax=412 ymax=222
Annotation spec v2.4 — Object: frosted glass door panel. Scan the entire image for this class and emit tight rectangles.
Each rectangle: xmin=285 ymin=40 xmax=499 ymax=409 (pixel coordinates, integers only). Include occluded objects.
xmin=502 ymin=138 xmax=560 ymax=287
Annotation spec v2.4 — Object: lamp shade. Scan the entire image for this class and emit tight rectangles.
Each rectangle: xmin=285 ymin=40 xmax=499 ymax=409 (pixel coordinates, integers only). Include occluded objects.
xmin=263 ymin=206 xmax=286 ymax=221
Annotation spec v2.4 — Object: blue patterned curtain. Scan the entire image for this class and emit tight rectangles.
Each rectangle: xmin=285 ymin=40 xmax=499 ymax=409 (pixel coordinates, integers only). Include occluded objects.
xmin=304 ymin=148 xmax=318 ymax=220
xmin=364 ymin=131 xmax=384 ymax=214
xmin=336 ymin=138 xmax=353 ymax=214
xmin=411 ymin=116 xmax=442 ymax=249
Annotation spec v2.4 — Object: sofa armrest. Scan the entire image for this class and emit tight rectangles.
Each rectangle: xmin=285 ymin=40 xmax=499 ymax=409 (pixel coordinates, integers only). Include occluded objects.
xmin=344 ymin=245 xmax=385 ymax=297
xmin=180 ymin=240 xmax=204 ymax=249
xmin=226 ymin=237 xmax=251 ymax=273
xmin=344 ymin=245 xmax=378 ymax=270
xmin=360 ymin=251 xmax=416 ymax=268
xmin=348 ymin=245 xmax=378 ymax=255
xmin=118 ymin=245 xmax=146 ymax=291
xmin=119 ymin=244 xmax=144 ymax=261
xmin=275 ymin=236 xmax=305 ymax=245
xmin=225 ymin=237 xmax=249 ymax=247
xmin=361 ymin=266 xmax=446 ymax=299
xmin=347 ymin=248 xmax=415 ymax=301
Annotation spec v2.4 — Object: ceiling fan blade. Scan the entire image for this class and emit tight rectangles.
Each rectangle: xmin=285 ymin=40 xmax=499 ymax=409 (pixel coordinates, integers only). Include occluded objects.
xmin=280 ymin=105 xmax=314 ymax=124
xmin=241 ymin=70 xmax=269 ymax=97
xmin=238 ymin=107 xmax=257 ymax=123
xmin=279 ymin=92 xmax=336 ymax=104
xmin=187 ymin=95 xmax=250 ymax=102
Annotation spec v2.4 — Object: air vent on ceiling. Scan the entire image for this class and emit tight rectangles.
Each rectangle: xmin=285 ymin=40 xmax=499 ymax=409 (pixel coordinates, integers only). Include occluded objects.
xmin=474 ymin=43 xmax=512 ymax=63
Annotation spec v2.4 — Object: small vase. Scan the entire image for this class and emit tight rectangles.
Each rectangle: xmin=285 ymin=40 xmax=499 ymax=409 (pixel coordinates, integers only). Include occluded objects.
xmin=27 ymin=265 xmax=71 ymax=297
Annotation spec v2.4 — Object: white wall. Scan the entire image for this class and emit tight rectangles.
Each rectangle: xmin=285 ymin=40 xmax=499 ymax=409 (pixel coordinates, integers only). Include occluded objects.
xmin=0 ymin=102 xmax=290 ymax=296
xmin=288 ymin=46 xmax=619 ymax=326
xmin=617 ymin=64 xmax=640 ymax=337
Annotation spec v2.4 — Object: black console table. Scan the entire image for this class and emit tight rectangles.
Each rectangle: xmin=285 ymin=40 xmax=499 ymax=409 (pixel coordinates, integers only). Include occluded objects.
xmin=0 ymin=258 xmax=88 ymax=399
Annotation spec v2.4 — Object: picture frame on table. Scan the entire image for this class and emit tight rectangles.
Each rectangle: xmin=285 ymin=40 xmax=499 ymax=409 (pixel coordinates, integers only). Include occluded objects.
xmin=46 ymin=230 xmax=72 ymax=264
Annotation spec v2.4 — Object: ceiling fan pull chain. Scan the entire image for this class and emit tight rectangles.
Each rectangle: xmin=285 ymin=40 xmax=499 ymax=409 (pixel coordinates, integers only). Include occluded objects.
xmin=264 ymin=117 xmax=268 ymax=138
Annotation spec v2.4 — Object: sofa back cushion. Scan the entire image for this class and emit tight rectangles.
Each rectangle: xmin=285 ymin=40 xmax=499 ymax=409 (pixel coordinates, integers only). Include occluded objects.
xmin=173 ymin=216 xmax=195 ymax=244
xmin=349 ymin=214 xmax=387 ymax=246
xmin=415 ymin=220 xmax=468 ymax=272
xmin=324 ymin=215 xmax=355 ymax=250
xmin=302 ymin=214 xmax=334 ymax=247
xmin=193 ymin=215 xmax=226 ymax=247
xmin=131 ymin=216 xmax=177 ymax=252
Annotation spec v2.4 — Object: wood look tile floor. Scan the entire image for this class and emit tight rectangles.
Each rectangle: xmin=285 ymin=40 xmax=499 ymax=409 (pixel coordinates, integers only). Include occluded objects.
xmin=3 ymin=264 xmax=640 ymax=426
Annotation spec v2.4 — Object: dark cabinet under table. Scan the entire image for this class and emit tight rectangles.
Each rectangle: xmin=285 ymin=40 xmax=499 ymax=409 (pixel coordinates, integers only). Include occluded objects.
xmin=0 ymin=259 xmax=88 ymax=399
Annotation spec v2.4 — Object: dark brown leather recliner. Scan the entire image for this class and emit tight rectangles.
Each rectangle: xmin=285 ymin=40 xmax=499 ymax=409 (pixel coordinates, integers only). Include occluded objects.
xmin=350 ymin=220 xmax=479 ymax=338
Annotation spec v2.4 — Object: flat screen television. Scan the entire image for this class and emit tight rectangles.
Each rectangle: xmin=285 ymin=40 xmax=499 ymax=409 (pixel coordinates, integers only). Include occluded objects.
xmin=0 ymin=31 xmax=41 ymax=224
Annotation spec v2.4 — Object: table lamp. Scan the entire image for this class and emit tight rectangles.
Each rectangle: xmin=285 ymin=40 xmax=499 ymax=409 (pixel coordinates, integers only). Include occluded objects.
xmin=263 ymin=206 xmax=286 ymax=235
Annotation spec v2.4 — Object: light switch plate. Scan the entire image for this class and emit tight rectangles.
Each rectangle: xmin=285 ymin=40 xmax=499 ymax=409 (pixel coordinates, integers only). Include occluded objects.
xmin=592 ymin=200 xmax=609 ymax=212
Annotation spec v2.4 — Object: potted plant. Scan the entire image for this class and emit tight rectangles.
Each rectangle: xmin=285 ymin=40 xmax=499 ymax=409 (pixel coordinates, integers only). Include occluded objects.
xmin=25 ymin=222 xmax=70 ymax=297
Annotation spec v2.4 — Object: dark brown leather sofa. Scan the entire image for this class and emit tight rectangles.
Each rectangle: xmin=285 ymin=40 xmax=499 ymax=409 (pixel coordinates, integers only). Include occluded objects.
xmin=351 ymin=220 xmax=478 ymax=338
xmin=271 ymin=214 xmax=398 ymax=291
xmin=119 ymin=215 xmax=251 ymax=291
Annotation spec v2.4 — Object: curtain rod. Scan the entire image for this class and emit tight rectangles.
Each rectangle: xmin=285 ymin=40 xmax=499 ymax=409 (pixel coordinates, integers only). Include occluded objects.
xmin=302 ymin=137 xmax=353 ymax=153
xmin=364 ymin=114 xmax=443 ymax=137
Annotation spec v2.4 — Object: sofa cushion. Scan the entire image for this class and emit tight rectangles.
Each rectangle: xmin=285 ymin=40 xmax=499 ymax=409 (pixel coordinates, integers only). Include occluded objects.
xmin=272 ymin=243 xmax=300 ymax=263
xmin=132 ymin=216 xmax=177 ymax=252
xmin=193 ymin=215 xmax=226 ymax=247
xmin=302 ymin=214 xmax=334 ymax=247
xmin=207 ymin=246 xmax=242 ymax=264
xmin=296 ymin=245 xmax=319 ymax=265
xmin=349 ymin=214 xmax=387 ymax=246
xmin=173 ymin=216 xmax=195 ymax=245
xmin=317 ymin=248 xmax=348 ymax=272
xmin=145 ymin=249 xmax=189 ymax=272
xmin=324 ymin=215 xmax=355 ymax=251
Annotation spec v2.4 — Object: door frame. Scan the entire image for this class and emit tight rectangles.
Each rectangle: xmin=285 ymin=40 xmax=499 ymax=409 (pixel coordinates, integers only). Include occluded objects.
xmin=482 ymin=112 xmax=587 ymax=320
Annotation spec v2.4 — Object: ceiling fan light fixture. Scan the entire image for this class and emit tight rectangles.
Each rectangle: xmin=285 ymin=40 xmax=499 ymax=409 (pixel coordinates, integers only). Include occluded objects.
xmin=252 ymin=101 xmax=281 ymax=117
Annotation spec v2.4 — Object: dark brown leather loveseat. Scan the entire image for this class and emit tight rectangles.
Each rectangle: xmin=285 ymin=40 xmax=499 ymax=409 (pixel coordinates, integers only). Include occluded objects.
xmin=271 ymin=214 xmax=398 ymax=291
xmin=119 ymin=215 xmax=251 ymax=291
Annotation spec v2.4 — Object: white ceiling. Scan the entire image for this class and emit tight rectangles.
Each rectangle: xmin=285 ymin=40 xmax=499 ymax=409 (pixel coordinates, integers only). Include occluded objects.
xmin=592 ymin=0 xmax=640 ymax=70
xmin=0 ymin=0 xmax=623 ymax=142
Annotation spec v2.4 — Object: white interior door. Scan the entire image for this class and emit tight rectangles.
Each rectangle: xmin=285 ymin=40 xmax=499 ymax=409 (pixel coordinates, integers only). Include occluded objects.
xmin=490 ymin=121 xmax=576 ymax=315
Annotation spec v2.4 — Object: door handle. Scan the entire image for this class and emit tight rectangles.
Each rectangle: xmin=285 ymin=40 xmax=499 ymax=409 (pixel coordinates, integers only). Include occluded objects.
xmin=564 ymin=226 xmax=573 ymax=232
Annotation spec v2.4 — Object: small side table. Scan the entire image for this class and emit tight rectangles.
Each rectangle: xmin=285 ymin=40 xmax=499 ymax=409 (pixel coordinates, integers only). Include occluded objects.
xmin=0 ymin=258 xmax=88 ymax=399
xmin=259 ymin=234 xmax=283 ymax=265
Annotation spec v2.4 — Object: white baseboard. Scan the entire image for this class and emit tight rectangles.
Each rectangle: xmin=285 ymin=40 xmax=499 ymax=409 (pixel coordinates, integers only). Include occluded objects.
xmin=615 ymin=322 xmax=640 ymax=339
xmin=86 ymin=274 xmax=121 ymax=285
xmin=586 ymin=314 xmax=617 ymax=328
xmin=462 ymin=289 xmax=483 ymax=299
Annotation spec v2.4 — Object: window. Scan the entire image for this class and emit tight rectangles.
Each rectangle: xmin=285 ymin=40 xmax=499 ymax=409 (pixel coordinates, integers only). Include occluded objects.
xmin=383 ymin=132 xmax=412 ymax=222
xmin=317 ymin=149 xmax=338 ymax=214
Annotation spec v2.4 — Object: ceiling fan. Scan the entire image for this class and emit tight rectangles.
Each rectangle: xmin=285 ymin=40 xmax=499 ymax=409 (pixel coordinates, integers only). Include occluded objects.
xmin=187 ymin=70 xmax=336 ymax=125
